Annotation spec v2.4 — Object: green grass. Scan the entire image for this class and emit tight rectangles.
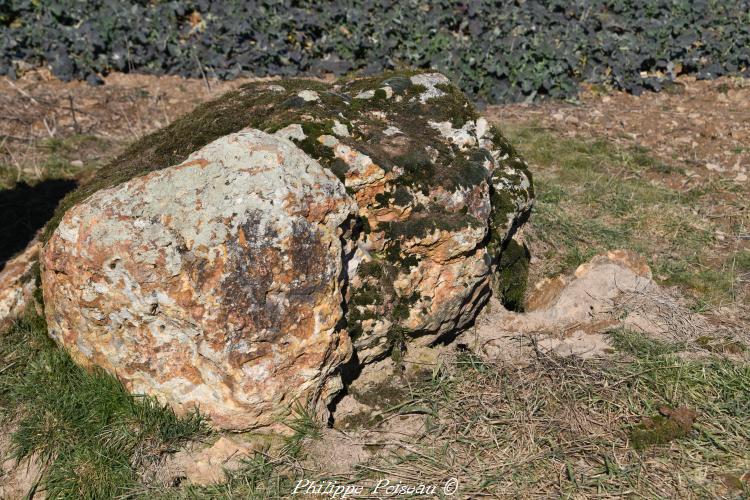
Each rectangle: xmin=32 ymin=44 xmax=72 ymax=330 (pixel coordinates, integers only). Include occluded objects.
xmin=0 ymin=311 xmax=209 ymax=499
xmin=736 ymin=249 xmax=750 ymax=273
xmin=359 ymin=335 xmax=750 ymax=497
xmin=281 ymin=402 xmax=323 ymax=459
xmin=609 ymin=329 xmax=687 ymax=358
xmin=0 ymin=135 xmax=110 ymax=189
xmin=504 ymin=124 xmax=746 ymax=308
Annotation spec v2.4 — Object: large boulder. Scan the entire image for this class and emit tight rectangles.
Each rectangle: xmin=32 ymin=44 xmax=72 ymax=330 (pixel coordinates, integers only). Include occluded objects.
xmin=41 ymin=71 xmax=533 ymax=430
xmin=42 ymin=130 xmax=354 ymax=431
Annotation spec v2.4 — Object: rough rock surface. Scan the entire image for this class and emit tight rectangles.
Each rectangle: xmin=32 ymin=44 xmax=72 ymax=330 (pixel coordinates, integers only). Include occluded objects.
xmin=42 ymin=71 xmax=533 ymax=429
xmin=0 ymin=237 xmax=39 ymax=330
xmin=153 ymin=436 xmax=266 ymax=486
xmin=466 ymin=250 xmax=748 ymax=361
xmin=43 ymin=130 xmax=355 ymax=430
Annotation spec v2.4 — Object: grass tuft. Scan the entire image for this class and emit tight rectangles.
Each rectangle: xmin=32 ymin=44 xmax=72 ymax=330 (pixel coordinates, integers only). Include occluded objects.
xmin=282 ymin=402 xmax=322 ymax=459
xmin=0 ymin=310 xmax=209 ymax=499
xmin=609 ymin=329 xmax=685 ymax=358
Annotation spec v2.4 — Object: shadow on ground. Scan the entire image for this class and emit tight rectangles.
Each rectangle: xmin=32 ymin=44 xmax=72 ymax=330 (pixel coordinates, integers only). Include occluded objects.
xmin=0 ymin=179 xmax=76 ymax=271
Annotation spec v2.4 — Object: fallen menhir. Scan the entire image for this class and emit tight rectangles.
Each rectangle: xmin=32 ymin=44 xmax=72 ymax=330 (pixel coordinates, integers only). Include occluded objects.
xmin=40 ymin=71 xmax=534 ymax=430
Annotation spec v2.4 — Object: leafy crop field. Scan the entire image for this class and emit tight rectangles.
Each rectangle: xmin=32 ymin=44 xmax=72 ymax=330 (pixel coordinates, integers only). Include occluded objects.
xmin=2 ymin=0 xmax=750 ymax=102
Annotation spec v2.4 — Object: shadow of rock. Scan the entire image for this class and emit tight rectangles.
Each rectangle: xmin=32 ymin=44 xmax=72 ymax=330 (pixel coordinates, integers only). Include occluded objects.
xmin=0 ymin=179 xmax=76 ymax=271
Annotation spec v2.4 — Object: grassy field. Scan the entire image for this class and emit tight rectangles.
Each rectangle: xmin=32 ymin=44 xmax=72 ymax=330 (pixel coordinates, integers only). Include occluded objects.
xmin=506 ymin=123 xmax=748 ymax=311
xmin=1 ymin=96 xmax=748 ymax=497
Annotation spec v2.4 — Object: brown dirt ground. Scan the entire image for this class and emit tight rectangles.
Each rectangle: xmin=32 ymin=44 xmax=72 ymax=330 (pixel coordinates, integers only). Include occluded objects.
xmin=486 ymin=76 xmax=750 ymax=186
xmin=1 ymin=69 xmax=264 ymax=183
xmin=2 ymin=68 xmax=748 ymax=184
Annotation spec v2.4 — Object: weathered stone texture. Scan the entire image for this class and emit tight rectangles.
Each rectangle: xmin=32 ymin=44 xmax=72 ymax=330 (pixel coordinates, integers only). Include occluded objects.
xmin=42 ymin=130 xmax=355 ymax=430
xmin=0 ymin=238 xmax=39 ymax=329
xmin=42 ymin=72 xmax=534 ymax=429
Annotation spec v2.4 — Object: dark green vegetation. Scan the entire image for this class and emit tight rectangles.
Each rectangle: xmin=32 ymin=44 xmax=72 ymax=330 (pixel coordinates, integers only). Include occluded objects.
xmin=493 ymin=238 xmax=530 ymax=311
xmin=3 ymin=1 xmax=750 ymax=101
xmin=629 ymin=412 xmax=695 ymax=450
xmin=504 ymin=123 xmax=748 ymax=308
xmin=0 ymin=310 xmax=208 ymax=499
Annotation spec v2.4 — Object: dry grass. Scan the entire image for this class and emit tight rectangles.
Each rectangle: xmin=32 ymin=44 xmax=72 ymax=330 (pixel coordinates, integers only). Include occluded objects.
xmin=353 ymin=343 xmax=750 ymax=498
xmin=502 ymin=123 xmax=749 ymax=311
xmin=147 ymin=337 xmax=750 ymax=499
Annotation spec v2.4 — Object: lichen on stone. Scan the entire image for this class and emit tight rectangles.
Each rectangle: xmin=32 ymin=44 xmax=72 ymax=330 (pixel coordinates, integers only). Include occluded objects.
xmin=42 ymin=129 xmax=357 ymax=431
xmin=41 ymin=70 xmax=535 ymax=427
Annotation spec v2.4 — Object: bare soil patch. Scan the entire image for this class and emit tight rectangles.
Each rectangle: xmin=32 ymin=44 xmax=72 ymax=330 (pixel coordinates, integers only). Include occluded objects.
xmin=486 ymin=76 xmax=750 ymax=185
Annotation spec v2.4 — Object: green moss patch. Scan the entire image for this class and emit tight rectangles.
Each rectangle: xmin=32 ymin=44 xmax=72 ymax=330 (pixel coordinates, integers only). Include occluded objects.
xmin=383 ymin=208 xmax=482 ymax=241
xmin=493 ymin=238 xmax=530 ymax=311
xmin=630 ymin=406 xmax=698 ymax=450
xmin=348 ymin=378 xmax=409 ymax=411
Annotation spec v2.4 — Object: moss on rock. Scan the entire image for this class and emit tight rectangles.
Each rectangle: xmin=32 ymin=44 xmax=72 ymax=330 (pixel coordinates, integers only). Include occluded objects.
xmin=43 ymin=70 xmax=534 ymax=366
xmin=492 ymin=238 xmax=530 ymax=312
xmin=383 ymin=208 xmax=482 ymax=241
xmin=44 ymin=71 xmax=498 ymax=241
xmin=486 ymin=125 xmax=535 ymax=259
